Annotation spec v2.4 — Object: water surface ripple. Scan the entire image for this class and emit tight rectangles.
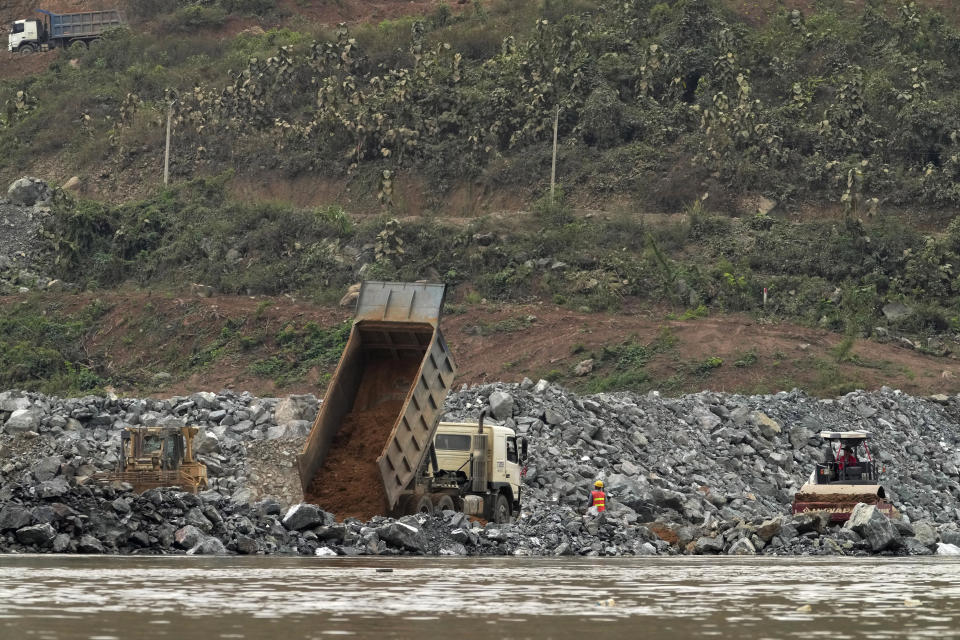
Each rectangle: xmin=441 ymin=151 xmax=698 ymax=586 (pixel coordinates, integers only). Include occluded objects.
xmin=1 ymin=556 xmax=958 ymax=639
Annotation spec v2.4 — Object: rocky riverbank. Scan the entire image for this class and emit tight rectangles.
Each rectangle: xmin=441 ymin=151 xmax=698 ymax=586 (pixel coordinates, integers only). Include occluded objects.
xmin=3 ymin=382 xmax=960 ymax=557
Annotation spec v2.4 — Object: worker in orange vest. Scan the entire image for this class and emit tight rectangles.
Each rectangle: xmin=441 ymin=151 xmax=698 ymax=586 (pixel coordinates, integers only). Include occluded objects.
xmin=588 ymin=480 xmax=606 ymax=515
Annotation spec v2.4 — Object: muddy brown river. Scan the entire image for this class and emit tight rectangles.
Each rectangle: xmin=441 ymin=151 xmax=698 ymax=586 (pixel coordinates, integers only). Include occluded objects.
xmin=1 ymin=556 xmax=958 ymax=639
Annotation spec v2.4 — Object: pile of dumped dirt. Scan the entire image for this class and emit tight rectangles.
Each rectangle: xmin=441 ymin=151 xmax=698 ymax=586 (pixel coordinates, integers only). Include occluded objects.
xmin=304 ymin=400 xmax=402 ymax=521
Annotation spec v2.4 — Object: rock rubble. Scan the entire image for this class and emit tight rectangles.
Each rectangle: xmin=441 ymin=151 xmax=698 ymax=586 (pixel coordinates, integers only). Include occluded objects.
xmin=2 ymin=382 xmax=960 ymax=557
xmin=0 ymin=177 xmax=61 ymax=295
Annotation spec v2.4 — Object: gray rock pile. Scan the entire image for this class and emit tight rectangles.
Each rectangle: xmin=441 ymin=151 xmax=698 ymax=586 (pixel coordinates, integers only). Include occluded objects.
xmin=0 ymin=176 xmax=61 ymax=294
xmin=442 ymin=381 xmax=960 ymax=557
xmin=0 ymin=389 xmax=315 ymax=508
xmin=3 ymin=382 xmax=960 ymax=557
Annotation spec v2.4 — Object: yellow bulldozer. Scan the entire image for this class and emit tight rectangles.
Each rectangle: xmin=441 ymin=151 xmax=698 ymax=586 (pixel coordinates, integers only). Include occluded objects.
xmin=97 ymin=426 xmax=208 ymax=494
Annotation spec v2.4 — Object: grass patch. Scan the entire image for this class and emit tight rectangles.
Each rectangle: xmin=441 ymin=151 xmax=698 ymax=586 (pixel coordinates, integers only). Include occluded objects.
xmin=0 ymin=298 xmax=112 ymax=394
xmin=249 ymin=320 xmax=350 ymax=385
xmin=581 ymin=328 xmax=677 ymax=393
xmin=811 ymin=358 xmax=866 ymax=397
xmin=733 ymin=351 xmax=758 ymax=368
xmin=464 ymin=315 xmax=534 ymax=336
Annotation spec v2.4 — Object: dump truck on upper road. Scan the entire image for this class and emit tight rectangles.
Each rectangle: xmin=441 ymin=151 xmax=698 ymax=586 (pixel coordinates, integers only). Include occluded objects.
xmin=792 ymin=430 xmax=898 ymax=522
xmin=297 ymin=280 xmax=527 ymax=522
xmin=96 ymin=426 xmax=208 ymax=494
xmin=8 ymin=9 xmax=124 ymax=54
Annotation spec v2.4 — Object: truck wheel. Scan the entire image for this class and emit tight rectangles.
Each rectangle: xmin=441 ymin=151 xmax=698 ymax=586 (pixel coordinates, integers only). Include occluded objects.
xmin=405 ymin=494 xmax=433 ymax=516
xmin=433 ymin=494 xmax=456 ymax=513
xmin=493 ymin=494 xmax=511 ymax=524
xmin=68 ymin=40 xmax=88 ymax=53
xmin=18 ymin=45 xmax=35 ymax=55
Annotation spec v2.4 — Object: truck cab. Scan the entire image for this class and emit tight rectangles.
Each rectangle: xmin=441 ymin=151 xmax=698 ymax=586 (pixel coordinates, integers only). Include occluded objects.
xmin=433 ymin=421 xmax=527 ymax=522
xmin=9 ymin=20 xmax=42 ymax=53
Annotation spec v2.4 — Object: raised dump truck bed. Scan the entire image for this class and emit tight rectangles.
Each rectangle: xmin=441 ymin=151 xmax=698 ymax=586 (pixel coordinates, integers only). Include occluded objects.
xmin=297 ymin=281 xmax=456 ymax=516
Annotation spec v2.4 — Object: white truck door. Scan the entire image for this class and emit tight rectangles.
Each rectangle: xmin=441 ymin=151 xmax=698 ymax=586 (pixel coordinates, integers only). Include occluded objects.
xmin=505 ymin=435 xmax=521 ymax=493
xmin=9 ymin=21 xmax=25 ymax=51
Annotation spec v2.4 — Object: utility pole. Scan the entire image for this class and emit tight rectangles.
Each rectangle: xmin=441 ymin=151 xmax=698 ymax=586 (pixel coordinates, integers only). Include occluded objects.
xmin=163 ymin=100 xmax=172 ymax=186
xmin=550 ymin=105 xmax=559 ymax=203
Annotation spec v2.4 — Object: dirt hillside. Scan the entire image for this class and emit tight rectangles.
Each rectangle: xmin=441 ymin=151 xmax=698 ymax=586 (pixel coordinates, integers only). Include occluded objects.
xmin=20 ymin=291 xmax=960 ymax=399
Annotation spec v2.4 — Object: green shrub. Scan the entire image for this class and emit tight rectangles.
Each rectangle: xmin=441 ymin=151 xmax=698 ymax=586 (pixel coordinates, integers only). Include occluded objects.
xmin=220 ymin=0 xmax=276 ymax=15
xmin=581 ymin=84 xmax=626 ymax=148
xmin=533 ymin=187 xmax=573 ymax=226
xmin=0 ymin=299 xmax=111 ymax=393
xmin=164 ymin=6 xmax=228 ymax=31
xmin=250 ymin=320 xmax=350 ymax=385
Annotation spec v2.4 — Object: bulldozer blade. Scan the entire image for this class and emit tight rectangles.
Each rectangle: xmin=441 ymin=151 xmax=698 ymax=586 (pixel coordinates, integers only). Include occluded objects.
xmin=792 ymin=483 xmax=897 ymax=522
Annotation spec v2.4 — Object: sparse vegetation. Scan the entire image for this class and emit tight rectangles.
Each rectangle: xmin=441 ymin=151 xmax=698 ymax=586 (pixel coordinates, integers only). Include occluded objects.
xmin=581 ymin=329 xmax=678 ymax=393
xmin=733 ymin=351 xmax=758 ymax=368
xmin=5 ymin=0 xmax=960 ymax=399
xmin=249 ymin=320 xmax=351 ymax=385
xmin=0 ymin=298 xmax=111 ymax=394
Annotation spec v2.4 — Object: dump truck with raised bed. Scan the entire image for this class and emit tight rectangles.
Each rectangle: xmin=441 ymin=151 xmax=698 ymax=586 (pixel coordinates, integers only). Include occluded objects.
xmin=792 ymin=430 xmax=898 ymax=522
xmin=8 ymin=9 xmax=124 ymax=54
xmin=96 ymin=426 xmax=208 ymax=494
xmin=297 ymin=280 xmax=527 ymax=523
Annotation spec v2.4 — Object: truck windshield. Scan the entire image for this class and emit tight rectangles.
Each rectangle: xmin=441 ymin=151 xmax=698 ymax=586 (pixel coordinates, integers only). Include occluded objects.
xmin=435 ymin=434 xmax=471 ymax=451
xmin=506 ymin=437 xmax=518 ymax=464
xmin=12 ymin=23 xmax=23 ymax=34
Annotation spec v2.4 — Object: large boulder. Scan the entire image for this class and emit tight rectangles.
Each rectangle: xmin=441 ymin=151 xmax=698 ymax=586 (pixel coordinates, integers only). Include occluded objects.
xmin=15 ymin=523 xmax=56 ymax=547
xmin=376 ymin=520 xmax=426 ymax=552
xmin=752 ymin=412 xmax=781 ymax=439
xmin=0 ymin=391 xmax=30 ymax=412
xmin=7 ymin=177 xmax=52 ymax=206
xmin=788 ymin=426 xmax=813 ymax=450
xmin=190 ymin=392 xmax=219 ymax=410
xmin=282 ymin=503 xmax=329 ymax=531
xmin=36 ymin=477 xmax=70 ymax=499
xmin=174 ymin=525 xmax=205 ymax=550
xmin=4 ymin=408 xmax=43 ymax=434
xmin=728 ymin=538 xmax=756 ymax=556
xmin=756 ymin=517 xmax=782 ymax=543
xmin=274 ymin=395 xmax=319 ymax=424
xmin=693 ymin=536 xmax=724 ymax=554
xmin=32 ymin=456 xmax=63 ymax=482
xmin=792 ymin=511 xmax=830 ymax=535
xmin=488 ymin=391 xmax=514 ymax=421
xmin=940 ymin=526 xmax=960 ymax=547
xmin=844 ymin=503 xmax=902 ymax=552
xmin=882 ymin=302 xmax=913 ymax=323
xmin=913 ymin=522 xmax=939 ymax=549
xmin=901 ymin=537 xmax=933 ymax=556
xmin=77 ymin=535 xmax=105 ymax=554
xmin=0 ymin=505 xmax=33 ymax=531
xmin=194 ymin=429 xmax=220 ymax=455
xmin=189 ymin=537 xmax=227 ymax=555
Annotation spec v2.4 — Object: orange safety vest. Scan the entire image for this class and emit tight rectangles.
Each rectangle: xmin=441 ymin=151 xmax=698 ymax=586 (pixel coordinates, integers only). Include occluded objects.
xmin=591 ymin=490 xmax=606 ymax=512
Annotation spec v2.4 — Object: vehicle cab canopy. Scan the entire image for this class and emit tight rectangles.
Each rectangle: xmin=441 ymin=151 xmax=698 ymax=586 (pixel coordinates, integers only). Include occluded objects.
xmin=818 ymin=430 xmax=871 ymax=441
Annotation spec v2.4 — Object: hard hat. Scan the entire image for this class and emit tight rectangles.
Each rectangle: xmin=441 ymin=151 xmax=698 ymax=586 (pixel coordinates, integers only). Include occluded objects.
xmin=594 ymin=480 xmax=604 ymax=488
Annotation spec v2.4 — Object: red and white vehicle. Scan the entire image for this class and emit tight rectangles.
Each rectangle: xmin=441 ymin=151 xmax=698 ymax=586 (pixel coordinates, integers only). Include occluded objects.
xmin=791 ymin=430 xmax=898 ymax=522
